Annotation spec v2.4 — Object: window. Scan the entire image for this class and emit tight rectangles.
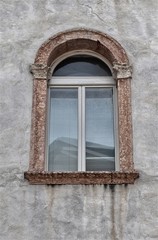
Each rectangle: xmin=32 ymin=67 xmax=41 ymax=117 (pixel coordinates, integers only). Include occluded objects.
xmin=48 ymin=55 xmax=118 ymax=172
xmin=24 ymin=29 xmax=139 ymax=184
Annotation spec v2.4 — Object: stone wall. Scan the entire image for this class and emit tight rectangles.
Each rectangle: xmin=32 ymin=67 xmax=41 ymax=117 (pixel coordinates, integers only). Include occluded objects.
xmin=0 ymin=1 xmax=158 ymax=239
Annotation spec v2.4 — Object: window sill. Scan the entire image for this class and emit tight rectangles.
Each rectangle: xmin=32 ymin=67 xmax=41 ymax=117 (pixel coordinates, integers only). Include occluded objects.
xmin=24 ymin=171 xmax=139 ymax=185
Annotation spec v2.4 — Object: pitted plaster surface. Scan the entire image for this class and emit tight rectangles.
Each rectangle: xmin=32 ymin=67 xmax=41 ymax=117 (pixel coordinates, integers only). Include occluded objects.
xmin=0 ymin=0 xmax=158 ymax=239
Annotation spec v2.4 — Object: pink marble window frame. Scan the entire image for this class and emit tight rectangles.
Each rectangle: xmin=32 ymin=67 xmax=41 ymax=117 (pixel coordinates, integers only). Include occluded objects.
xmin=24 ymin=29 xmax=139 ymax=184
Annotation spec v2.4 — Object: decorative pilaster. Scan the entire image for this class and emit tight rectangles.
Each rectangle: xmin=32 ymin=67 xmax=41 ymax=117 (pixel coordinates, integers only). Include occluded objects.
xmin=29 ymin=64 xmax=50 ymax=171
xmin=113 ymin=63 xmax=133 ymax=171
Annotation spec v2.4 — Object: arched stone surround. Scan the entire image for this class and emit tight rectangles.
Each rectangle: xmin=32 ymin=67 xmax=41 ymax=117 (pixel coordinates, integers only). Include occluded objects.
xmin=25 ymin=29 xmax=139 ymax=184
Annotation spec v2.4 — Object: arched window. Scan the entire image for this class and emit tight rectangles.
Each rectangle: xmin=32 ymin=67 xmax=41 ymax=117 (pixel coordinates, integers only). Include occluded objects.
xmin=25 ymin=29 xmax=139 ymax=184
xmin=48 ymin=54 xmax=117 ymax=172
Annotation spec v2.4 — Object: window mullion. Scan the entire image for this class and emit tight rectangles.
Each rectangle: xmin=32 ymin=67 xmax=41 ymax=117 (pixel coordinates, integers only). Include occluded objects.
xmin=81 ymin=86 xmax=86 ymax=171
xmin=113 ymin=86 xmax=119 ymax=171
xmin=78 ymin=87 xmax=82 ymax=171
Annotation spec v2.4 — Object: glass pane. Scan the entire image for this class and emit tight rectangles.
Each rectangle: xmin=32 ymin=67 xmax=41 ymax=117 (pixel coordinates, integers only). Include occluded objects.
xmin=48 ymin=88 xmax=78 ymax=171
xmin=85 ymin=88 xmax=115 ymax=171
xmin=53 ymin=55 xmax=112 ymax=76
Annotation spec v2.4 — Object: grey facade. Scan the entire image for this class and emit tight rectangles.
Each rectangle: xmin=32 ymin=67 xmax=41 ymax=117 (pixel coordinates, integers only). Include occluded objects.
xmin=0 ymin=1 xmax=158 ymax=239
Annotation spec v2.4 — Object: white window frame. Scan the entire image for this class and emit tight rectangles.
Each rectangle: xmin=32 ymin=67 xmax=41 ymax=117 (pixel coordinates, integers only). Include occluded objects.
xmin=47 ymin=76 xmax=119 ymax=171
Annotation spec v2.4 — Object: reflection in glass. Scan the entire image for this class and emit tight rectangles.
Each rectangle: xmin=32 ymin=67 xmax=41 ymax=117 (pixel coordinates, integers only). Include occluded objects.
xmin=53 ymin=55 xmax=112 ymax=76
xmin=85 ymin=88 xmax=115 ymax=171
xmin=48 ymin=88 xmax=78 ymax=171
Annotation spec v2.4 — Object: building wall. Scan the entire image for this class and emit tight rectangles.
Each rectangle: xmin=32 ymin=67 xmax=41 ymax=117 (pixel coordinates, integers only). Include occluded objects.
xmin=0 ymin=1 xmax=158 ymax=239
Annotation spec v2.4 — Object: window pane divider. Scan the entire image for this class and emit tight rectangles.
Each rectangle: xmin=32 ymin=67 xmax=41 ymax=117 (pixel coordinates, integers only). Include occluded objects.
xmin=78 ymin=86 xmax=86 ymax=171
xmin=49 ymin=76 xmax=115 ymax=86
xmin=81 ymin=87 xmax=86 ymax=171
xmin=113 ymin=86 xmax=120 ymax=171
xmin=78 ymin=87 xmax=82 ymax=171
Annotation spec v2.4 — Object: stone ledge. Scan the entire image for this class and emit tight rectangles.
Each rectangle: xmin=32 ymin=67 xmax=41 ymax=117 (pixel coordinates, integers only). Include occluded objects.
xmin=24 ymin=171 xmax=139 ymax=185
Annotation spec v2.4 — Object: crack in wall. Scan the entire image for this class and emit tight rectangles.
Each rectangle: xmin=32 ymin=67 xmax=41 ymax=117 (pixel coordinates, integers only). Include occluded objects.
xmin=77 ymin=1 xmax=106 ymax=24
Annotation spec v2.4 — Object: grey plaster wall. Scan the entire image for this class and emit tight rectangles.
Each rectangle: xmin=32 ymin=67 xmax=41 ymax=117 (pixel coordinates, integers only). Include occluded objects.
xmin=0 ymin=1 xmax=158 ymax=239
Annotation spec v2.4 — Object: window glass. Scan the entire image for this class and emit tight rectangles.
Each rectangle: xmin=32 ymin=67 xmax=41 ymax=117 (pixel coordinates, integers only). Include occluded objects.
xmin=49 ymin=88 xmax=78 ymax=171
xmin=85 ymin=87 xmax=115 ymax=171
xmin=48 ymin=55 xmax=115 ymax=172
xmin=53 ymin=55 xmax=112 ymax=76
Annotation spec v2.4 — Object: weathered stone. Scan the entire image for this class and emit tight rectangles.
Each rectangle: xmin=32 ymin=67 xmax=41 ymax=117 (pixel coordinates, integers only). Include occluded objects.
xmin=24 ymin=171 xmax=139 ymax=185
